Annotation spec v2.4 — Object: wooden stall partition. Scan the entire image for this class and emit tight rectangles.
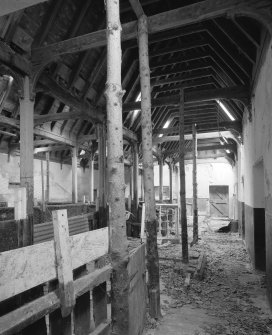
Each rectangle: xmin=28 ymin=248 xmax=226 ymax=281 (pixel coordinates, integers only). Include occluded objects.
xmin=128 ymin=243 xmax=146 ymax=335
xmin=0 ymin=210 xmax=111 ymax=335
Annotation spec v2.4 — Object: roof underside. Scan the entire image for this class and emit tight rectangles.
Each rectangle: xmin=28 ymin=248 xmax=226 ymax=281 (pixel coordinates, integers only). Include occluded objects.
xmin=0 ymin=0 xmax=268 ymax=164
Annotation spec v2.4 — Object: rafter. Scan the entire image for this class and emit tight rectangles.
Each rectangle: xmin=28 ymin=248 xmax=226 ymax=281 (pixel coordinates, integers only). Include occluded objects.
xmin=31 ymin=0 xmax=272 ymax=65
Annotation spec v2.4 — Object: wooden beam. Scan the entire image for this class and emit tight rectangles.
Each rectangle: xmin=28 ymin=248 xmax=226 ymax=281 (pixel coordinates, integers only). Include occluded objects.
xmin=0 ymin=0 xmax=48 ymax=17
xmin=34 ymin=146 xmax=68 ymax=154
xmin=38 ymin=75 xmax=104 ymax=123
xmin=34 ymin=128 xmax=75 ymax=146
xmin=34 ymin=111 xmax=92 ymax=125
xmin=123 ymin=86 xmax=249 ymax=111
xmin=154 ymin=121 xmax=242 ymax=135
xmin=128 ymin=0 xmax=144 ymax=18
xmin=154 ymin=130 xmax=238 ymax=144
xmin=31 ymin=0 xmax=272 ymax=64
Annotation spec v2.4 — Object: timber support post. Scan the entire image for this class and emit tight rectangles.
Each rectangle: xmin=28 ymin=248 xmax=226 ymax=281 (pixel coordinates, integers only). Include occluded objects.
xmin=169 ymin=162 xmax=173 ymax=203
xmin=159 ymin=157 xmax=163 ymax=202
xmin=132 ymin=142 xmax=139 ymax=219
xmin=138 ymin=14 xmax=161 ymax=318
xmin=89 ymin=153 xmax=94 ymax=203
xmin=19 ymin=76 xmax=34 ymax=246
xmin=105 ymin=0 xmax=130 ymax=334
xmin=71 ymin=146 xmax=78 ymax=204
xmin=192 ymin=123 xmax=198 ymax=244
xmin=46 ymin=151 xmax=50 ymax=203
xmin=179 ymin=89 xmax=189 ymax=263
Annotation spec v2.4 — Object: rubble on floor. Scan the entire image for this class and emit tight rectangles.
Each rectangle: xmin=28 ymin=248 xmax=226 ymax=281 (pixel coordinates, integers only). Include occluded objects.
xmin=144 ymin=218 xmax=272 ymax=335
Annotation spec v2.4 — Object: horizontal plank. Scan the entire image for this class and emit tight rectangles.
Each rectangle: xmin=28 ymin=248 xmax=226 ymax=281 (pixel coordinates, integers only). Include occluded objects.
xmin=0 ymin=266 xmax=111 ymax=335
xmin=34 ymin=215 xmax=89 ymax=244
xmin=0 ymin=228 xmax=109 ymax=302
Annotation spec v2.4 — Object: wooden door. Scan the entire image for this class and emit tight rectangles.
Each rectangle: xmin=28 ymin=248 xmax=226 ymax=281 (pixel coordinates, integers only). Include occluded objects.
xmin=209 ymin=185 xmax=229 ymax=217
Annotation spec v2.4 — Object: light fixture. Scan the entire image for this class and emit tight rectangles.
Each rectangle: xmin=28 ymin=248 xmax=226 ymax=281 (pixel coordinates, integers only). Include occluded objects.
xmin=226 ymin=149 xmax=231 ymax=154
xmin=216 ymin=100 xmax=235 ymax=121
xmin=79 ymin=149 xmax=85 ymax=155
xmin=158 ymin=119 xmax=171 ymax=137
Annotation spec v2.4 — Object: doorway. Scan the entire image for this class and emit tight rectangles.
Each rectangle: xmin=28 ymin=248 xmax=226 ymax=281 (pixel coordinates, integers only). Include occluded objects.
xmin=209 ymin=185 xmax=229 ymax=217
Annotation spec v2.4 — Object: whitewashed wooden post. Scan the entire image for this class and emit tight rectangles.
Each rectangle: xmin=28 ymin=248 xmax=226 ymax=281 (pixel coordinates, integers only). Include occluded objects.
xmin=179 ymin=89 xmax=189 ymax=263
xmin=71 ymin=146 xmax=78 ymax=204
xmin=20 ymin=76 xmax=34 ymax=246
xmin=105 ymin=0 xmax=130 ymax=333
xmin=169 ymin=162 xmax=173 ymax=203
xmin=159 ymin=158 xmax=163 ymax=202
xmin=138 ymin=14 xmax=161 ymax=318
xmin=46 ymin=151 xmax=50 ymax=203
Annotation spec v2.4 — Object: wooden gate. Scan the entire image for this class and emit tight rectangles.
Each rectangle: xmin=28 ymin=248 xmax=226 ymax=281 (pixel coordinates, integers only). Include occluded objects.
xmin=209 ymin=185 xmax=229 ymax=217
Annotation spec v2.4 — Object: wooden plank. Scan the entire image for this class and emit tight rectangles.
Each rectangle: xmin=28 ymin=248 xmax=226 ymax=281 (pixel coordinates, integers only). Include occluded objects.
xmin=0 ymin=266 xmax=112 ymax=335
xmin=0 ymin=228 xmax=109 ymax=302
xmin=128 ymin=244 xmax=146 ymax=335
xmin=52 ymin=210 xmax=75 ymax=317
xmin=0 ymin=0 xmax=47 ymax=16
xmin=31 ymin=0 xmax=272 ymax=63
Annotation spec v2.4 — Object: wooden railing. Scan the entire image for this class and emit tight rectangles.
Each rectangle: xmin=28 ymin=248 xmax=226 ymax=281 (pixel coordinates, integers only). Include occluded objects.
xmin=0 ymin=209 xmax=111 ymax=335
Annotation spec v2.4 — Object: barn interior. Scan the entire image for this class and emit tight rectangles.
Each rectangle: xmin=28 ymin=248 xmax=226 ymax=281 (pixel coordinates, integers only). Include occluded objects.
xmin=0 ymin=0 xmax=272 ymax=334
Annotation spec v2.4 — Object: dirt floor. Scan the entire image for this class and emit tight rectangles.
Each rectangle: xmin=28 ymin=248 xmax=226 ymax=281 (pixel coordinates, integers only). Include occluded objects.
xmin=144 ymin=218 xmax=272 ymax=335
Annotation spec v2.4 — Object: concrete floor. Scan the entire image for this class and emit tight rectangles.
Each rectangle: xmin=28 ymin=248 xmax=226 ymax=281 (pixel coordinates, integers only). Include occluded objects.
xmin=144 ymin=218 xmax=272 ymax=335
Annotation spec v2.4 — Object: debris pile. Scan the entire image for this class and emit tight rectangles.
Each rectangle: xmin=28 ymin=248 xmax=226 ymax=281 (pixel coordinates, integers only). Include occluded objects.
xmin=153 ymin=219 xmax=272 ymax=334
